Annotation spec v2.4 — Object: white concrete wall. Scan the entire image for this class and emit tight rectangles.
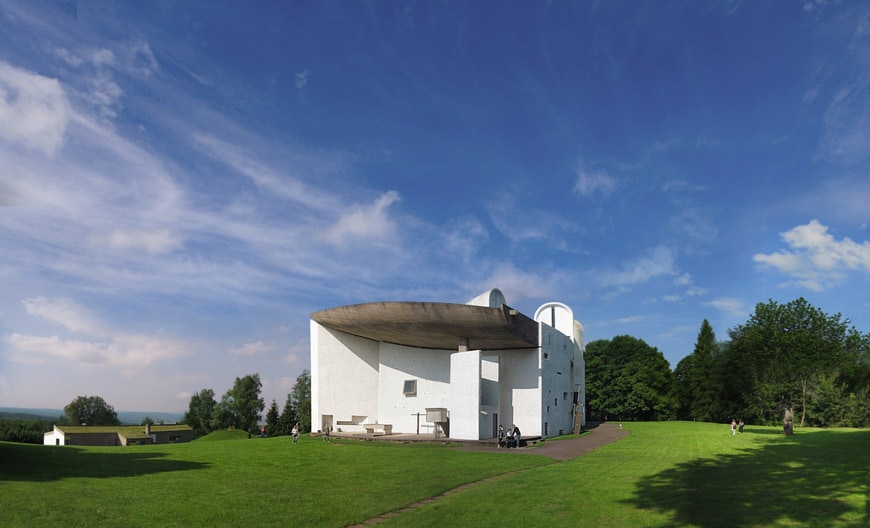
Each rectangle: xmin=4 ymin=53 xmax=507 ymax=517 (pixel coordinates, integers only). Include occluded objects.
xmin=574 ymin=320 xmax=586 ymax=427
xmin=377 ymin=342 xmax=451 ymax=434
xmin=480 ymin=355 xmax=499 ymax=406
xmin=466 ymin=288 xmax=506 ymax=308
xmin=43 ymin=426 xmax=63 ymax=445
xmin=310 ymin=322 xmax=380 ymax=431
xmin=540 ymin=324 xmax=577 ymax=437
xmin=448 ymin=349 xmax=482 ymax=440
xmin=498 ymin=347 xmax=541 ymax=437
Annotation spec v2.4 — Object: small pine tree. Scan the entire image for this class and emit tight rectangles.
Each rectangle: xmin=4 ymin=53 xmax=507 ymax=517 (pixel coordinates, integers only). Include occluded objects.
xmin=265 ymin=399 xmax=280 ymax=437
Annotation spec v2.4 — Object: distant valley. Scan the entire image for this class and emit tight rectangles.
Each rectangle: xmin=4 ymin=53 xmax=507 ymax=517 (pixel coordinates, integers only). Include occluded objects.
xmin=0 ymin=407 xmax=184 ymax=425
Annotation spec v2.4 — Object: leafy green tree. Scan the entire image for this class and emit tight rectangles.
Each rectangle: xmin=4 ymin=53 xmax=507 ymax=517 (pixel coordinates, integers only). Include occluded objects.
xmin=210 ymin=374 xmax=265 ymax=433
xmin=0 ymin=419 xmax=53 ymax=444
xmin=265 ymin=399 xmax=280 ymax=437
xmin=290 ymin=369 xmax=311 ymax=432
xmin=183 ymin=388 xmax=216 ymax=437
xmin=585 ymin=339 xmax=617 ymax=421
xmin=727 ymin=298 xmax=862 ymax=434
xmin=63 ymin=395 xmax=121 ymax=426
xmin=807 ymin=371 xmax=870 ymax=427
xmin=585 ymin=336 xmax=674 ymax=421
xmin=211 ymin=393 xmax=237 ymax=431
xmin=689 ymin=319 xmax=721 ymax=422
xmin=140 ymin=416 xmax=154 ymax=426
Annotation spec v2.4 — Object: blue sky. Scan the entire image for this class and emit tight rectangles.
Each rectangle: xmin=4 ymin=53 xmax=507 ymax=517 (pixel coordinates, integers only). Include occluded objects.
xmin=1 ymin=1 xmax=868 ymax=413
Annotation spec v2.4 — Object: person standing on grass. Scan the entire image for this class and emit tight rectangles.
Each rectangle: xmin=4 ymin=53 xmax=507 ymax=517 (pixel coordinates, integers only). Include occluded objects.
xmin=731 ymin=419 xmax=737 ymax=435
xmin=291 ymin=423 xmax=299 ymax=444
xmin=738 ymin=419 xmax=745 ymax=434
xmin=323 ymin=422 xmax=331 ymax=442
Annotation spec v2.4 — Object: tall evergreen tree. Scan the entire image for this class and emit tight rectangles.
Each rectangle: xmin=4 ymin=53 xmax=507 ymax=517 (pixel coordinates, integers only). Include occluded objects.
xmin=265 ymin=399 xmax=280 ymax=437
xmin=689 ymin=319 xmax=720 ymax=422
xmin=277 ymin=392 xmax=296 ymax=436
xmin=672 ymin=355 xmax=694 ymax=420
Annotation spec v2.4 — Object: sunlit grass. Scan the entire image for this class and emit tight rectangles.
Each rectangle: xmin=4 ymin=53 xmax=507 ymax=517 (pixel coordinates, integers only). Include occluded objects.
xmin=1 ymin=423 xmax=866 ymax=527
xmin=379 ymin=422 xmax=868 ymax=527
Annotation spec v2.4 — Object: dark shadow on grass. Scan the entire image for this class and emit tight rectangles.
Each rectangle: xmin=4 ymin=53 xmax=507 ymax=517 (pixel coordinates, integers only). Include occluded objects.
xmin=624 ymin=429 xmax=869 ymax=527
xmin=0 ymin=442 xmax=208 ymax=482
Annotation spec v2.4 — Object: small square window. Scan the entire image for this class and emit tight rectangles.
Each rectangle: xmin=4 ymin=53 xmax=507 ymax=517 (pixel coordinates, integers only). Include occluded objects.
xmin=403 ymin=379 xmax=417 ymax=396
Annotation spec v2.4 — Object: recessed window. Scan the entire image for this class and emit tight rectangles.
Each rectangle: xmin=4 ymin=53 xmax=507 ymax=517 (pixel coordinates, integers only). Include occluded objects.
xmin=403 ymin=379 xmax=417 ymax=396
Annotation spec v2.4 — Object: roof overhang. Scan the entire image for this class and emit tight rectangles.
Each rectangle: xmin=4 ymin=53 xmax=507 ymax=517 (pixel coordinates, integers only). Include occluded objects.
xmin=310 ymin=302 xmax=539 ymax=350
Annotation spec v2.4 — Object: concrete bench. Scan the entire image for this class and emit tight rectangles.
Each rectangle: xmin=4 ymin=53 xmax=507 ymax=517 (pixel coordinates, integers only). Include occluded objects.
xmin=335 ymin=421 xmax=366 ymax=434
xmin=363 ymin=424 xmax=393 ymax=435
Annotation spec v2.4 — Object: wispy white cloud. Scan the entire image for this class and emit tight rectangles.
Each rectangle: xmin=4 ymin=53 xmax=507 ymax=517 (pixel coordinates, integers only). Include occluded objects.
xmin=573 ymin=158 xmax=618 ymax=197
xmin=754 ymin=219 xmax=870 ymax=291
xmin=705 ymin=297 xmax=747 ymax=317
xmin=22 ymin=297 xmax=106 ymax=336
xmin=0 ymin=61 xmax=70 ymax=156
xmin=674 ymin=272 xmax=693 ymax=286
xmin=191 ymin=133 xmax=342 ymax=212
xmin=443 ymin=216 xmax=489 ymax=261
xmin=598 ymin=246 xmax=678 ymax=290
xmin=91 ymin=228 xmax=183 ymax=255
xmin=7 ymin=297 xmax=193 ymax=368
xmin=670 ymin=205 xmax=718 ymax=246
xmin=323 ymin=191 xmax=401 ymax=247
xmin=477 ymin=262 xmax=563 ymax=304
xmin=615 ymin=314 xmax=656 ymax=323
xmin=685 ymin=286 xmax=707 ymax=296
xmin=123 ymin=40 xmax=159 ymax=78
xmin=813 ymin=7 xmax=870 ymax=166
xmin=228 ymin=340 xmax=274 ymax=357
xmin=295 ymin=70 xmax=309 ymax=89
xmin=486 ymin=189 xmax=579 ymax=245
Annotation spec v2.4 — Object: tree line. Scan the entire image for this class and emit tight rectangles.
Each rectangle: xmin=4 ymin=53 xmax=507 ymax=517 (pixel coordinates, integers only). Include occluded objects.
xmin=586 ymin=297 xmax=869 ymax=433
xmin=182 ymin=370 xmax=311 ymax=438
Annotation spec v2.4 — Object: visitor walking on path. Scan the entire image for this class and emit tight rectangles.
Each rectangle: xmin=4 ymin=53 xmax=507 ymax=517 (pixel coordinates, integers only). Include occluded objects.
xmin=511 ymin=424 xmax=522 ymax=448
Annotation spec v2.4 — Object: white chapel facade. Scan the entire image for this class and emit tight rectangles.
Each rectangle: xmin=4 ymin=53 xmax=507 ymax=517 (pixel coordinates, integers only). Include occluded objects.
xmin=309 ymin=288 xmax=585 ymax=441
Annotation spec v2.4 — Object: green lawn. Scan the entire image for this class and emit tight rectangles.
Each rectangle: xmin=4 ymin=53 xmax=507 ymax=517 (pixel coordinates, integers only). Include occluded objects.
xmin=1 ymin=423 xmax=866 ymax=527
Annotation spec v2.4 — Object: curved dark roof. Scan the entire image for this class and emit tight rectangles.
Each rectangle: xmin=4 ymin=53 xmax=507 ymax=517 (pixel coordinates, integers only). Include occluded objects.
xmin=310 ymin=302 xmax=539 ymax=350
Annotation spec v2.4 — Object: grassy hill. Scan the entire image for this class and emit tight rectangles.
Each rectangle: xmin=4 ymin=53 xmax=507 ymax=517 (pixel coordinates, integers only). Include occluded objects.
xmin=0 ymin=422 xmax=866 ymax=527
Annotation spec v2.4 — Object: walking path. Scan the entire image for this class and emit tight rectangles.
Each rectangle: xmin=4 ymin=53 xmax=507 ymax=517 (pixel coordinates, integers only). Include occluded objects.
xmin=348 ymin=422 xmax=628 ymax=527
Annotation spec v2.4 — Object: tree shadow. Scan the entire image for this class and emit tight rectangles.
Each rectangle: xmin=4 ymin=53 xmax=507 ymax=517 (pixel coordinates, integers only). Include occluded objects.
xmin=624 ymin=429 xmax=869 ymax=527
xmin=0 ymin=442 xmax=209 ymax=482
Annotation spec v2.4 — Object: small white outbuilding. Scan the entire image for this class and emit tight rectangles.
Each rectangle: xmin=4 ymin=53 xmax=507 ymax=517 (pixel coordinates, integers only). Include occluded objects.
xmin=309 ymin=288 xmax=585 ymax=441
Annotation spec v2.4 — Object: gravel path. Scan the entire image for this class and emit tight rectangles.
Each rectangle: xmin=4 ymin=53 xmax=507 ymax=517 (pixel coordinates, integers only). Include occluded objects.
xmin=454 ymin=421 xmax=629 ymax=460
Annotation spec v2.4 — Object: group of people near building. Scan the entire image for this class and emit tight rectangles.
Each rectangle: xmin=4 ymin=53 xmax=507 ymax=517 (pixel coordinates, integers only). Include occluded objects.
xmin=497 ymin=424 xmax=522 ymax=448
